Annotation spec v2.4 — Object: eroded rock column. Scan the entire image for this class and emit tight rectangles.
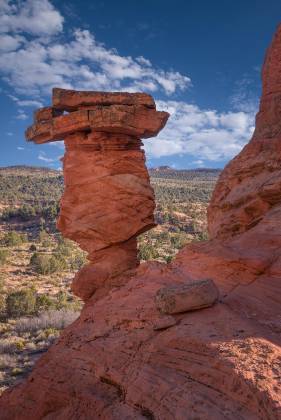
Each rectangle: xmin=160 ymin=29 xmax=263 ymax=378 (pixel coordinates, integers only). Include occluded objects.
xmin=26 ymin=89 xmax=169 ymax=300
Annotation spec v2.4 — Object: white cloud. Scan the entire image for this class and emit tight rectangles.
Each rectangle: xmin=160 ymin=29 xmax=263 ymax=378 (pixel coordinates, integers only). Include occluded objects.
xmin=8 ymin=94 xmax=42 ymax=107
xmin=0 ymin=2 xmax=190 ymax=97
xmin=48 ymin=141 xmax=64 ymax=150
xmin=0 ymin=1 xmax=258 ymax=166
xmin=17 ymin=146 xmax=24 ymax=150
xmin=0 ymin=0 xmax=64 ymax=36
xmin=15 ymin=109 xmax=28 ymax=120
xmin=16 ymin=99 xmax=42 ymax=107
xmin=38 ymin=151 xmax=55 ymax=163
xmin=193 ymin=159 xmax=204 ymax=166
xmin=0 ymin=33 xmax=24 ymax=51
xmin=230 ymin=75 xmax=259 ymax=114
xmin=144 ymin=100 xmax=255 ymax=162
xmin=6 ymin=131 xmax=13 ymax=136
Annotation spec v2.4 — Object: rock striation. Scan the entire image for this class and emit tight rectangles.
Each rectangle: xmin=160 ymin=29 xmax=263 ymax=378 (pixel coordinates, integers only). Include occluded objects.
xmin=26 ymin=89 xmax=169 ymax=300
xmin=208 ymin=27 xmax=281 ymax=241
xmin=1 ymin=26 xmax=281 ymax=420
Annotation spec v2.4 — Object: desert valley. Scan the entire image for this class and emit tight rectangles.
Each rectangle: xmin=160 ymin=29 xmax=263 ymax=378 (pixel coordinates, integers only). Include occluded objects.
xmin=0 ymin=165 xmax=218 ymax=394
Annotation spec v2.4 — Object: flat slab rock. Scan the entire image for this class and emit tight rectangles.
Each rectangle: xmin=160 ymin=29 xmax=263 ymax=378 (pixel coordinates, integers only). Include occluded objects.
xmin=155 ymin=279 xmax=219 ymax=314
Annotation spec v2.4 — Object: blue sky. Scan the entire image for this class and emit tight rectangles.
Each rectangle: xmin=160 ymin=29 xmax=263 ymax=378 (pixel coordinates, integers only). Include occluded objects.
xmin=0 ymin=0 xmax=280 ymax=170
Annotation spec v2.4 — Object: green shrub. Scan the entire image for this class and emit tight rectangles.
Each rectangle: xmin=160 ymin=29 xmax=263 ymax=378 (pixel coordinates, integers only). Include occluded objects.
xmin=196 ymin=230 xmax=209 ymax=241
xmin=38 ymin=230 xmax=52 ymax=248
xmin=0 ymin=248 xmax=10 ymax=265
xmin=50 ymin=254 xmax=67 ymax=272
xmin=138 ymin=243 xmax=159 ymax=261
xmin=11 ymin=367 xmax=23 ymax=376
xmin=158 ymin=231 xmax=170 ymax=242
xmin=30 ymin=252 xmax=67 ymax=275
xmin=35 ymin=294 xmax=55 ymax=312
xmin=0 ymin=276 xmax=6 ymax=314
xmin=0 ymin=276 xmax=5 ymax=293
xmin=70 ymin=251 xmax=87 ymax=270
xmin=18 ymin=204 xmax=36 ymax=221
xmin=55 ymin=291 xmax=69 ymax=310
xmin=0 ymin=294 xmax=6 ymax=315
xmin=2 ymin=231 xmax=26 ymax=247
xmin=6 ymin=288 xmax=36 ymax=318
xmin=164 ymin=255 xmax=173 ymax=264
xmin=30 ymin=252 xmax=49 ymax=274
xmin=171 ymin=233 xmax=189 ymax=249
xmin=1 ymin=208 xmax=17 ymax=221
xmin=55 ymin=243 xmax=71 ymax=257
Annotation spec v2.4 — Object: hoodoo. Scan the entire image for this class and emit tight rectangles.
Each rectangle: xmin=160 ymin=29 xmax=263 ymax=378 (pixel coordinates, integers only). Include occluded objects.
xmin=1 ymin=26 xmax=281 ymax=420
xmin=26 ymin=89 xmax=169 ymax=300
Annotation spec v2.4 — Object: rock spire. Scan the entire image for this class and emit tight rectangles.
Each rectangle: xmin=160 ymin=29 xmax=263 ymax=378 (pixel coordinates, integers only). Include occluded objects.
xmin=26 ymin=89 xmax=169 ymax=300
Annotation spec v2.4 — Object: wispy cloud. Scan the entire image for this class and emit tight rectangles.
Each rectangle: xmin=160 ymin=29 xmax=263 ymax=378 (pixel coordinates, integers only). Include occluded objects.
xmin=230 ymin=75 xmax=259 ymax=114
xmin=38 ymin=151 xmax=55 ymax=163
xmin=15 ymin=109 xmax=28 ymax=120
xmin=17 ymin=146 xmax=24 ymax=150
xmin=144 ymin=100 xmax=255 ymax=162
xmin=8 ymin=94 xmax=42 ymax=107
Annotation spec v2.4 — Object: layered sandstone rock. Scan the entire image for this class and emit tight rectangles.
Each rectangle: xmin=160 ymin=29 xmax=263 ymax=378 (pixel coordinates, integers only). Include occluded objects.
xmin=1 ymin=26 xmax=281 ymax=420
xmin=26 ymin=89 xmax=169 ymax=300
xmin=208 ymin=26 xmax=281 ymax=240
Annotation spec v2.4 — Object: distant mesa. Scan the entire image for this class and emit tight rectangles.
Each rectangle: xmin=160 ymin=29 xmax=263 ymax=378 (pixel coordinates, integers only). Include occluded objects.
xmin=150 ymin=165 xmax=173 ymax=171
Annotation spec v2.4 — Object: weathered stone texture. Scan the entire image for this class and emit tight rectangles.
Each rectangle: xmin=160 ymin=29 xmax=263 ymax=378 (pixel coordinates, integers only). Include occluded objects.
xmin=25 ymin=89 xmax=169 ymax=300
xmin=155 ymin=279 xmax=219 ymax=314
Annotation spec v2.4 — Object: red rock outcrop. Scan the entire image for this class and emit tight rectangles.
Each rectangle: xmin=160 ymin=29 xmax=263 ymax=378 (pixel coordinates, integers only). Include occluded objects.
xmin=208 ymin=26 xmax=281 ymax=240
xmin=1 ymin=26 xmax=281 ymax=420
xmin=26 ymin=89 xmax=169 ymax=300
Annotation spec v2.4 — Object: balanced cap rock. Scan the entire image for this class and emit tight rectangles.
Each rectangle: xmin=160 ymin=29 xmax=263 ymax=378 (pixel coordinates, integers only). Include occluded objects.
xmin=26 ymin=89 xmax=169 ymax=300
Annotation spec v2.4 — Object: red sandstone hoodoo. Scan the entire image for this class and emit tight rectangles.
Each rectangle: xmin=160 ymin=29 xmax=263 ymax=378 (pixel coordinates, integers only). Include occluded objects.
xmin=1 ymin=25 xmax=281 ymax=420
xmin=26 ymin=89 xmax=169 ymax=300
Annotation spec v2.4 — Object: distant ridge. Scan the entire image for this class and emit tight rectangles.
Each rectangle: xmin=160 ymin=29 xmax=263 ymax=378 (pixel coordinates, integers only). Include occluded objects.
xmin=0 ymin=165 xmax=61 ymax=175
xmin=149 ymin=166 xmax=220 ymax=172
xmin=0 ymin=165 xmax=220 ymax=174
xmin=150 ymin=165 xmax=173 ymax=171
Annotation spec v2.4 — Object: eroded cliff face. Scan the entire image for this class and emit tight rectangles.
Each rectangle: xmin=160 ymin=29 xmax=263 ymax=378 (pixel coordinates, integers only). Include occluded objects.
xmin=1 ymin=26 xmax=281 ymax=420
xmin=208 ymin=26 xmax=281 ymax=241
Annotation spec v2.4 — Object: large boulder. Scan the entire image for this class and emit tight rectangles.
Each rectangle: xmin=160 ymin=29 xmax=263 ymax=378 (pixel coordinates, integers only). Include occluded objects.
xmin=155 ymin=279 xmax=219 ymax=314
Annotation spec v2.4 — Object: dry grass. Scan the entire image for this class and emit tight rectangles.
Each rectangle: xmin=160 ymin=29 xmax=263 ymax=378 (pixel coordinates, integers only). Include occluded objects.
xmin=15 ymin=310 xmax=79 ymax=333
xmin=0 ymin=309 xmax=80 ymax=394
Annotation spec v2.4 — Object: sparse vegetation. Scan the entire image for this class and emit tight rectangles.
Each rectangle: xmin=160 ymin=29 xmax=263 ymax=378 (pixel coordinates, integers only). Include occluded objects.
xmin=1 ymin=231 xmax=27 ymax=247
xmin=0 ymin=165 xmax=219 ymax=394
xmin=6 ymin=288 xmax=37 ymax=318
xmin=30 ymin=252 xmax=67 ymax=275
xmin=0 ymin=249 xmax=10 ymax=266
